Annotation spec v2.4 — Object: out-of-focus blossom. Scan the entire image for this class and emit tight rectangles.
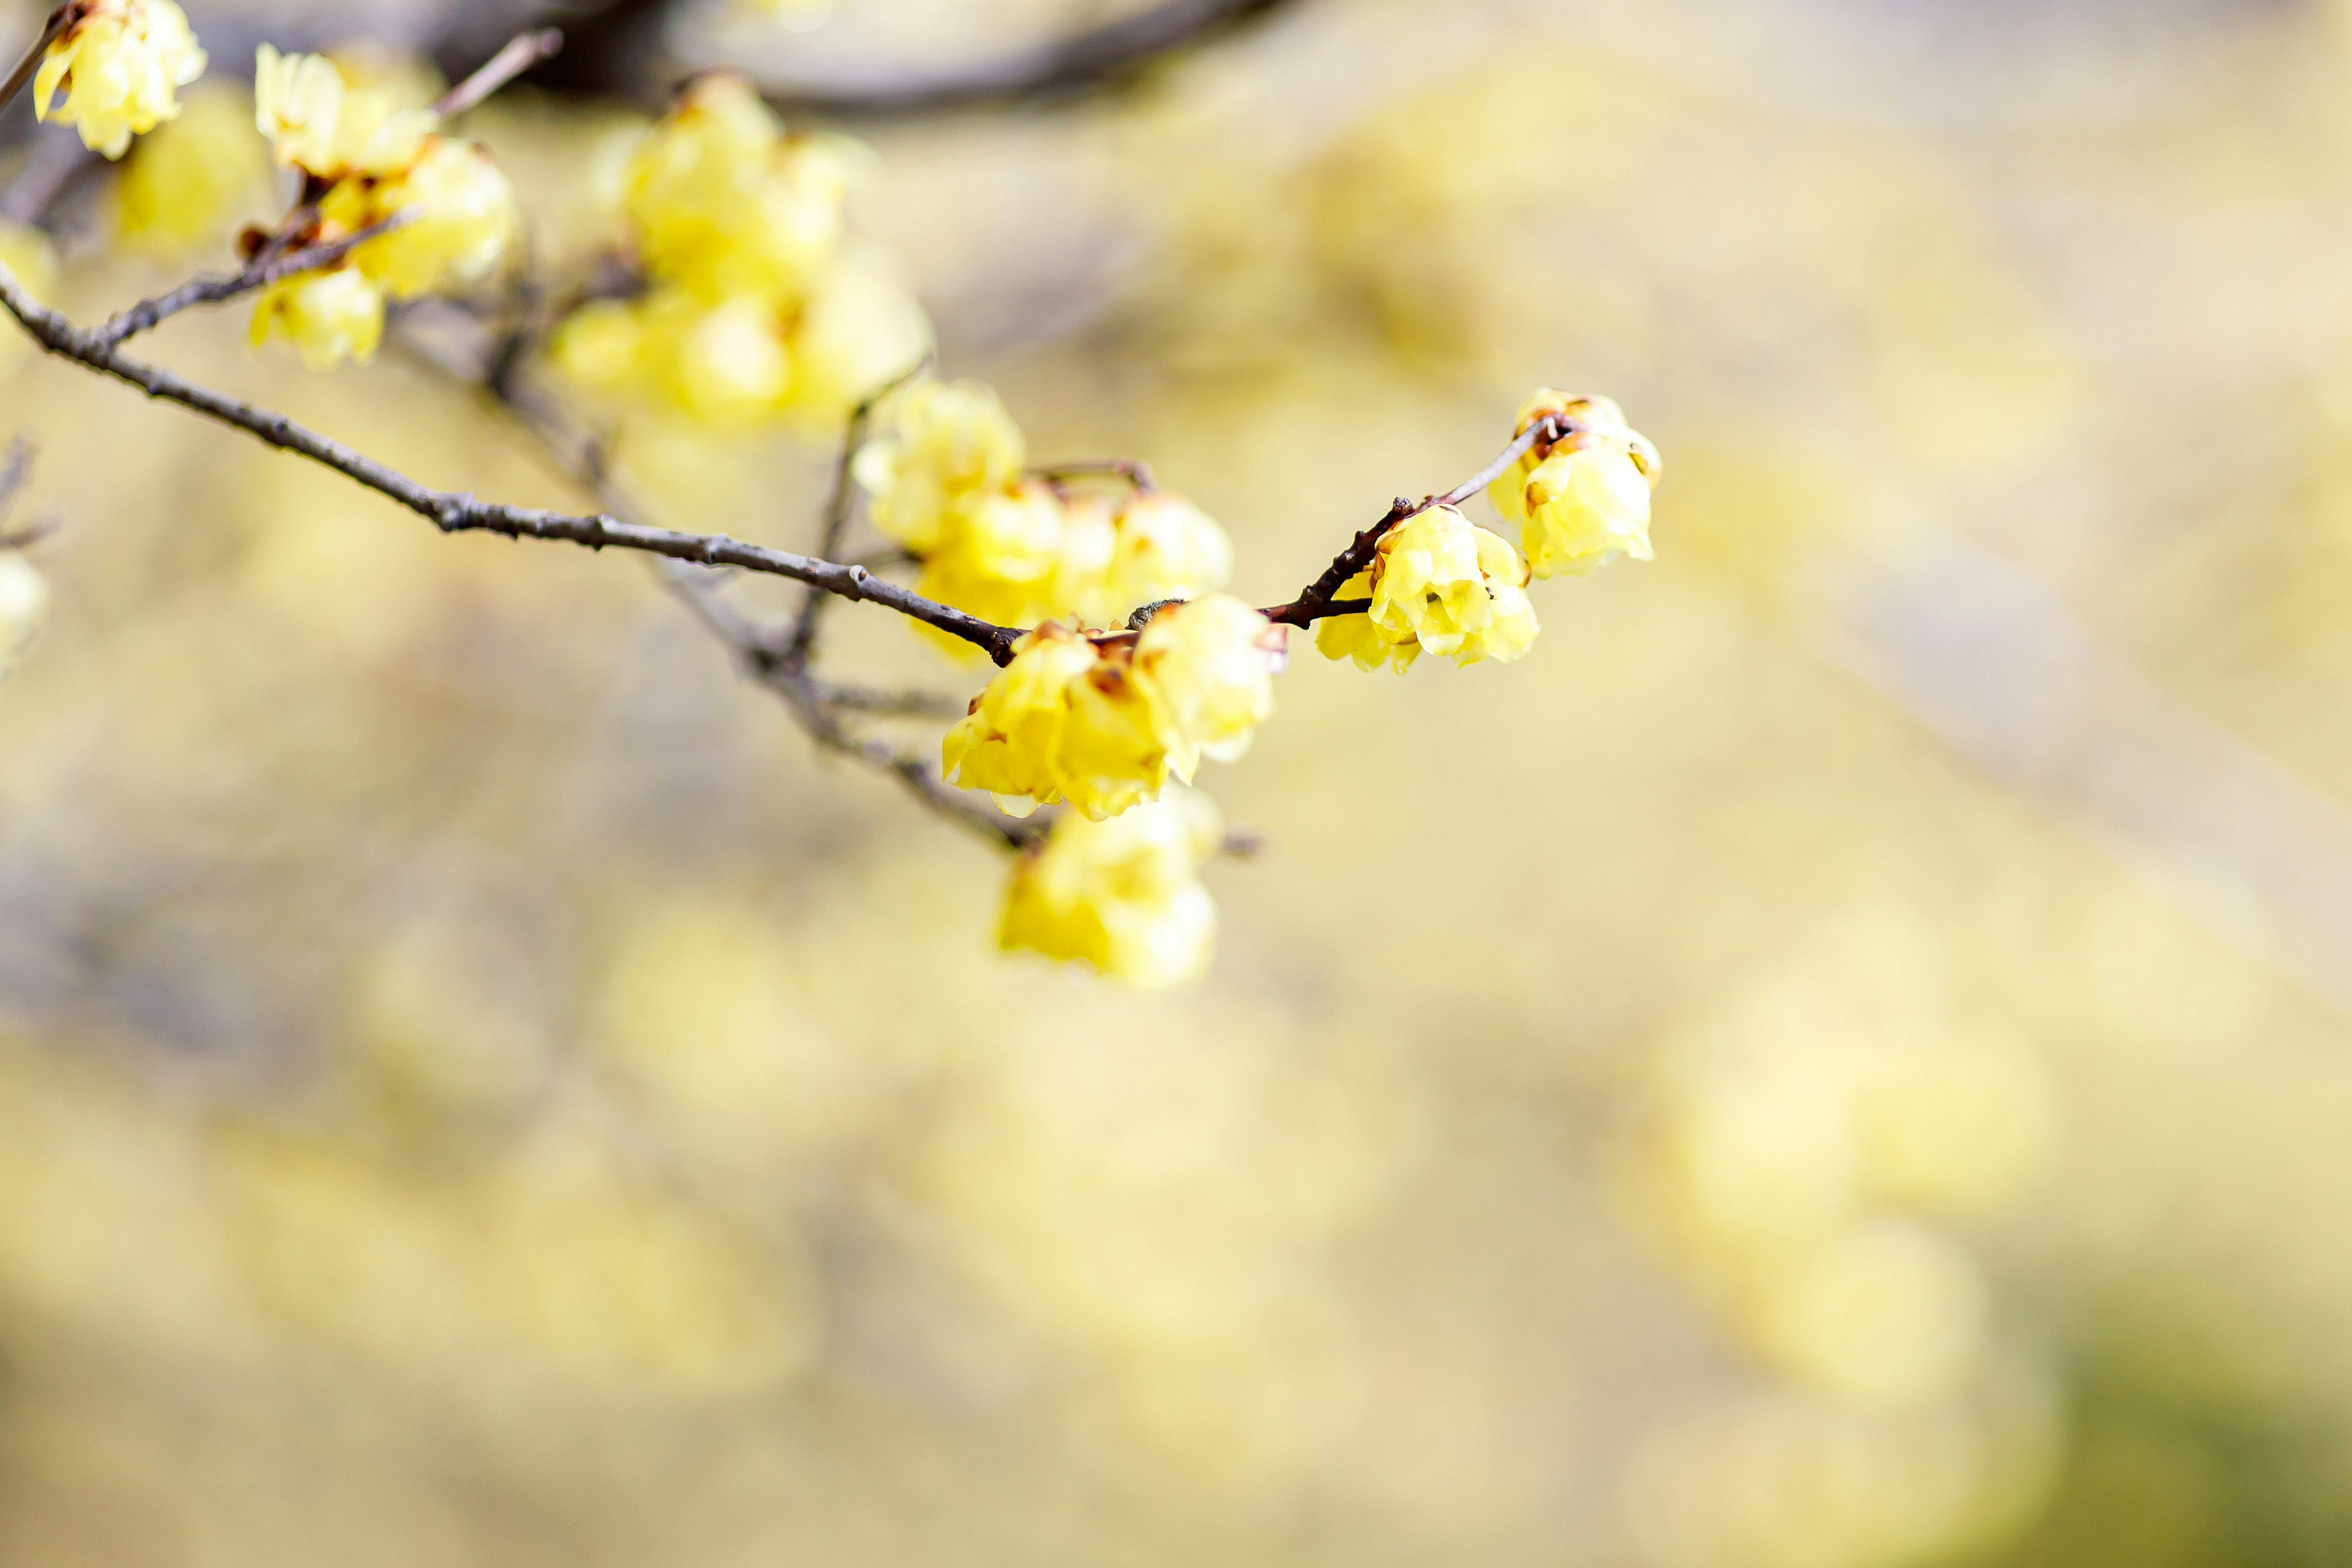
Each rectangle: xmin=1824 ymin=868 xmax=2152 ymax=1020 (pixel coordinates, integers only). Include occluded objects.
xmin=112 ymin=84 xmax=270 ymax=252
xmin=1131 ymin=594 xmax=1283 ymax=778
xmin=33 ymin=0 xmax=206 ymax=160
xmin=254 ymin=43 xmax=429 ymax=180
xmin=249 ymin=266 xmax=386 ymax=369
xmin=998 ymin=789 xmax=1223 ymax=986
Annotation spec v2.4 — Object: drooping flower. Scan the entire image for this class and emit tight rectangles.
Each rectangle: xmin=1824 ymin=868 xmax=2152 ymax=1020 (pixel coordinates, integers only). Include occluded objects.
xmin=854 ymin=380 xmax=1027 ymax=554
xmin=1488 ymin=390 xmax=1661 ymax=579
xmin=1087 ymin=489 xmax=1235 ymax=627
xmin=1316 ymin=506 xmax=1538 ymax=672
xmin=1131 ymin=594 xmax=1283 ymax=778
xmin=33 ymin=0 xmax=207 ymax=160
xmin=998 ymin=790 xmax=1224 ymax=988
xmin=941 ymin=624 xmax=1103 ymax=817
xmin=249 ymin=266 xmax=386 ymax=369
xmin=0 ymin=549 xmax=50 ymax=680
xmin=325 ymin=137 xmax=517 ymax=298
xmin=113 ymin=84 xmax=270 ymax=252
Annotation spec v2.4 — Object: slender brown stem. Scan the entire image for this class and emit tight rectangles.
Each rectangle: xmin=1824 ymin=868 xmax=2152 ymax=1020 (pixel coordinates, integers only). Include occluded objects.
xmin=431 ymin=28 xmax=564 ymax=121
xmin=0 ymin=4 xmax=75 ymax=118
xmin=785 ymin=361 xmax=925 ymax=664
xmin=1260 ymin=415 xmax=1567 ymax=629
xmin=0 ymin=266 xmax=1023 ymax=663
xmin=1033 ymin=459 xmax=1156 ymax=491
xmin=94 ymin=216 xmax=412 ymax=348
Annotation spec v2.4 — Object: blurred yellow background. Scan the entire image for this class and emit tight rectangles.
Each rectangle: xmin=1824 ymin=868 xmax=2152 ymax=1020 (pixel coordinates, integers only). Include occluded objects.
xmin=6 ymin=0 xmax=2352 ymax=1562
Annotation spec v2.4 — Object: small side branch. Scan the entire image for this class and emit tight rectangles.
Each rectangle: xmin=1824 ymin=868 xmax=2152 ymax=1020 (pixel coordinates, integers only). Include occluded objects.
xmin=0 ymin=4 xmax=75 ymax=117
xmin=1261 ymin=415 xmax=1566 ymax=629
xmin=0 ymin=267 xmax=1023 ymax=664
xmin=784 ymin=361 xmax=923 ymax=665
xmin=93 ymin=217 xmax=410 ymax=348
xmin=432 ymin=28 xmax=564 ymax=121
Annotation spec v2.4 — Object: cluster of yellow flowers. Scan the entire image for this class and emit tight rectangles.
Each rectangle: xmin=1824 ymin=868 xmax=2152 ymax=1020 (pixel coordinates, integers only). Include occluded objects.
xmin=31 ymin=0 xmax=206 ymax=160
xmin=0 ymin=547 xmax=47 ymax=680
xmin=945 ymin=596 xmax=1280 ymax=822
xmin=855 ymin=380 xmax=1235 ymax=636
xmin=1313 ymin=390 xmax=1660 ymax=673
xmin=247 ymin=47 xmax=519 ymax=369
xmin=551 ymin=74 xmax=928 ymax=431
xmin=998 ymin=790 xmax=1226 ymax=987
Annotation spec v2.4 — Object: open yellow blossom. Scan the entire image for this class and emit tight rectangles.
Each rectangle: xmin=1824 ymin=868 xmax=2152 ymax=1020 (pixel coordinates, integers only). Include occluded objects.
xmin=854 ymin=381 xmax=1027 ymax=554
xmin=1488 ymin=390 xmax=1661 ymax=579
xmin=1091 ymin=490 xmax=1235 ymax=625
xmin=0 ymin=550 xmax=50 ymax=679
xmin=113 ymin=84 xmax=270 ymax=252
xmin=326 ymin=138 xmax=518 ymax=298
xmin=941 ymin=624 xmax=1102 ymax=816
xmin=1052 ymin=654 xmax=1170 ymax=821
xmin=254 ymin=45 xmax=430 ymax=180
xmin=1317 ymin=507 xmax=1539 ymax=672
xmin=624 ymin=73 xmax=851 ymax=305
xmin=1131 ymin=594 xmax=1283 ymax=778
xmin=998 ymin=790 xmax=1224 ymax=988
xmin=776 ymin=256 xmax=933 ymax=429
xmin=33 ymin=0 xmax=206 ymax=160
xmin=249 ymin=266 xmax=386 ymax=369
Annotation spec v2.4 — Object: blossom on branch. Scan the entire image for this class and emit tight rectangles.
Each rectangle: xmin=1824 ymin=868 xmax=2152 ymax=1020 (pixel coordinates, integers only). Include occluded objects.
xmin=32 ymin=0 xmax=206 ymax=160
xmin=1488 ymin=390 xmax=1661 ymax=579
xmin=944 ymin=596 xmax=1281 ymax=820
xmin=1316 ymin=505 xmax=1537 ymax=673
xmin=998 ymin=790 xmax=1224 ymax=988
xmin=248 ymin=266 xmax=385 ymax=370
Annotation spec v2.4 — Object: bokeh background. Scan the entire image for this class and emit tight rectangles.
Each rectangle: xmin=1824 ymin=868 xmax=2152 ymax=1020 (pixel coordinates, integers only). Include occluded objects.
xmin=6 ymin=0 xmax=2352 ymax=1562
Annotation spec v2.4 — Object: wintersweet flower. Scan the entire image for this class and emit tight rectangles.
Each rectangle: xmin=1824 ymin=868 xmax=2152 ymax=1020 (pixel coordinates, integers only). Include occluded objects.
xmin=1088 ymin=489 xmax=1235 ymax=626
xmin=326 ymin=138 xmax=517 ymax=298
xmin=254 ymin=44 xmax=429 ymax=180
xmin=1316 ymin=506 xmax=1538 ymax=672
xmin=623 ymin=72 xmax=851 ymax=306
xmin=941 ymin=625 xmax=1102 ymax=817
xmin=249 ymin=266 xmax=386 ymax=369
xmin=1052 ymin=650 xmax=1169 ymax=821
xmin=1488 ymin=390 xmax=1661 ymax=579
xmin=113 ymin=86 xmax=270 ymax=252
xmin=854 ymin=381 xmax=1028 ymax=555
xmin=998 ymin=790 xmax=1224 ymax=987
xmin=0 ymin=549 xmax=49 ymax=679
xmin=33 ymin=0 xmax=206 ymax=159
xmin=1131 ymin=594 xmax=1283 ymax=778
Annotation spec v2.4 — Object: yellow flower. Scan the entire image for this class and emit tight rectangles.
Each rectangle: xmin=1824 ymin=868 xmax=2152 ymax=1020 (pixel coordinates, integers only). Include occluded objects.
xmin=1131 ymin=594 xmax=1283 ymax=778
xmin=775 ymin=255 xmax=932 ymax=431
xmin=328 ymin=138 xmax=517 ymax=299
xmin=254 ymin=45 xmax=430 ymax=180
xmin=33 ymin=0 xmax=206 ymax=160
xmin=941 ymin=624 xmax=1101 ymax=816
xmin=1091 ymin=489 xmax=1234 ymax=625
xmin=1316 ymin=507 xmax=1538 ymax=672
xmin=623 ymin=73 xmax=850 ymax=306
xmin=111 ymin=84 xmax=268 ymax=252
xmin=1488 ymin=390 xmax=1660 ymax=579
xmin=853 ymin=381 xmax=1027 ymax=555
xmin=0 ymin=549 xmax=50 ymax=679
xmin=551 ymin=289 xmax=793 ymax=428
xmin=1052 ymin=652 xmax=1169 ymax=821
xmin=998 ymin=790 xmax=1224 ymax=988
xmin=249 ymin=266 xmax=386 ymax=369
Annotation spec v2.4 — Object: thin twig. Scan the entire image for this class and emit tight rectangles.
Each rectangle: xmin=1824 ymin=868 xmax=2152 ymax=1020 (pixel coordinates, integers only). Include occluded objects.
xmin=93 ymin=216 xmax=412 ymax=347
xmin=784 ymin=361 xmax=924 ymax=664
xmin=1260 ymin=415 xmax=1569 ymax=630
xmin=1033 ymin=459 xmax=1156 ymax=491
xmin=0 ymin=266 xmax=1024 ymax=663
xmin=0 ymin=4 xmax=75 ymax=118
xmin=431 ymin=28 xmax=564 ymax=121
xmin=811 ymin=682 xmax=970 ymax=721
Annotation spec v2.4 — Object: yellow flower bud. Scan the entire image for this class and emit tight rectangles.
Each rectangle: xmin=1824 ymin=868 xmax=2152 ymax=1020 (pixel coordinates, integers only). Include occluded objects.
xmin=0 ymin=549 xmax=50 ymax=680
xmin=334 ymin=137 xmax=518 ymax=299
xmin=941 ymin=623 xmax=1101 ymax=816
xmin=1488 ymin=389 xmax=1660 ymax=579
xmin=1131 ymin=594 xmax=1282 ymax=778
xmin=853 ymin=380 xmax=1027 ymax=555
xmin=1093 ymin=489 xmax=1234 ymax=625
xmin=998 ymin=791 xmax=1223 ymax=988
xmin=249 ymin=266 xmax=386 ymax=369
xmin=111 ymin=84 xmax=269 ymax=252
xmin=33 ymin=0 xmax=206 ymax=160
xmin=254 ymin=45 xmax=430 ymax=180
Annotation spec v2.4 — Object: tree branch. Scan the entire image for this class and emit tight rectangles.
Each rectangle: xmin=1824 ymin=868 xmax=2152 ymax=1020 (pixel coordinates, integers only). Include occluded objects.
xmin=0 ymin=265 xmax=1024 ymax=663
xmin=756 ymin=0 xmax=1302 ymax=119
xmin=0 ymin=4 xmax=75 ymax=119
xmin=431 ymin=27 xmax=564 ymax=121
